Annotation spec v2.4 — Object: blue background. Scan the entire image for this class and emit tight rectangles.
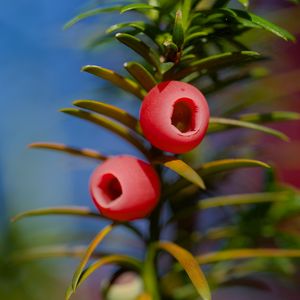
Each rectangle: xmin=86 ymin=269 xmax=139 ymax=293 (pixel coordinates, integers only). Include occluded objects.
xmin=0 ymin=0 xmax=143 ymax=222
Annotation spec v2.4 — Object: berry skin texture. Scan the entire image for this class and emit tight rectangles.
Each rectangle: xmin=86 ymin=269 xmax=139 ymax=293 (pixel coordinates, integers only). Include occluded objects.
xmin=140 ymin=81 xmax=210 ymax=154
xmin=89 ymin=155 xmax=160 ymax=221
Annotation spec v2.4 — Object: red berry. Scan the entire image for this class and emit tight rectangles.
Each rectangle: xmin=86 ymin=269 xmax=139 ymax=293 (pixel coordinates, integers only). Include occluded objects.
xmin=89 ymin=155 xmax=160 ymax=221
xmin=140 ymin=81 xmax=210 ymax=154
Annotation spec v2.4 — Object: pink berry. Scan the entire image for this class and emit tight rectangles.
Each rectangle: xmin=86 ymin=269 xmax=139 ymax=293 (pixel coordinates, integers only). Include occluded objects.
xmin=140 ymin=81 xmax=210 ymax=154
xmin=89 ymin=156 xmax=160 ymax=221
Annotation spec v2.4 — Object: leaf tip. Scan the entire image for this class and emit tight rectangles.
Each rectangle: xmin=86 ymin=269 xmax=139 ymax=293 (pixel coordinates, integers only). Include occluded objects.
xmin=197 ymin=180 xmax=206 ymax=190
xmin=263 ymin=162 xmax=272 ymax=169
xmin=72 ymin=100 xmax=82 ymax=106
xmin=59 ymin=108 xmax=73 ymax=114
xmin=81 ymin=65 xmax=93 ymax=72
xmin=63 ymin=23 xmax=71 ymax=31
xmin=65 ymin=285 xmax=74 ymax=300
xmin=175 ymin=9 xmax=182 ymax=19
xmin=279 ymin=132 xmax=290 ymax=142
xmin=242 ymin=50 xmax=261 ymax=57
xmin=63 ymin=20 xmax=74 ymax=31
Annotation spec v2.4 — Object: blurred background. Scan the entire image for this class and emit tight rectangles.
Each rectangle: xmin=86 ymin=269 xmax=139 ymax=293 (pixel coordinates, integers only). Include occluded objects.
xmin=0 ymin=0 xmax=299 ymax=299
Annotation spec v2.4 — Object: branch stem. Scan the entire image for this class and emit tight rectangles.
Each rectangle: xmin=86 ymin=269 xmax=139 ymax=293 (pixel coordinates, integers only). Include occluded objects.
xmin=143 ymin=242 xmax=160 ymax=300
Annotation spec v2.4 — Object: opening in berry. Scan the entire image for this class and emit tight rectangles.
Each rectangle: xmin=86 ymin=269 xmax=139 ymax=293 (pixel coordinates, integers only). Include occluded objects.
xmin=98 ymin=173 xmax=122 ymax=203
xmin=171 ymin=98 xmax=196 ymax=133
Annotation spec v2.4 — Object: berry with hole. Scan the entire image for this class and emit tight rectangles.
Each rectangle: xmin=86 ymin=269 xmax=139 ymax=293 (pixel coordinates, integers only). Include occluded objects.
xmin=90 ymin=155 xmax=160 ymax=221
xmin=140 ymin=81 xmax=210 ymax=154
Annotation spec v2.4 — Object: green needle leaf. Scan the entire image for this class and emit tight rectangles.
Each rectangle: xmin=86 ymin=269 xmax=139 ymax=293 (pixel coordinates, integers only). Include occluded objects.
xmin=164 ymin=159 xmax=270 ymax=198
xmin=198 ymin=192 xmax=292 ymax=209
xmin=227 ymin=9 xmax=296 ymax=41
xmin=65 ymin=286 xmax=74 ymax=300
xmin=124 ymin=61 xmax=157 ymax=91
xmin=64 ymin=6 xmax=121 ymax=29
xmin=184 ymin=30 xmax=211 ymax=45
xmin=190 ymin=51 xmax=260 ymax=68
xmin=73 ymin=100 xmax=140 ymax=132
xmin=106 ymin=21 xmax=146 ymax=33
xmin=173 ymin=10 xmax=185 ymax=48
xmin=11 ymin=206 xmax=102 ymax=223
xmin=158 ymin=242 xmax=211 ymax=300
xmin=197 ymin=159 xmax=270 ymax=176
xmin=70 ymin=224 xmax=115 ymax=294
xmin=164 ymin=51 xmax=260 ymax=80
xmin=208 ymin=117 xmax=289 ymax=141
xmin=170 ymin=192 xmax=293 ymax=222
xmin=60 ymin=108 xmax=149 ymax=156
xmin=197 ymin=248 xmax=300 ymax=265
xmin=182 ymin=0 xmax=192 ymax=30
xmin=82 ymin=65 xmax=146 ymax=100
xmin=115 ymin=33 xmax=161 ymax=71
xmin=28 ymin=142 xmax=107 ymax=161
xmin=159 ymin=157 xmax=206 ymax=189
xmin=75 ymin=255 xmax=142 ymax=291
xmin=239 ymin=111 xmax=300 ymax=123
xmin=12 ymin=206 xmax=143 ymax=239
xmin=120 ymin=3 xmax=157 ymax=14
